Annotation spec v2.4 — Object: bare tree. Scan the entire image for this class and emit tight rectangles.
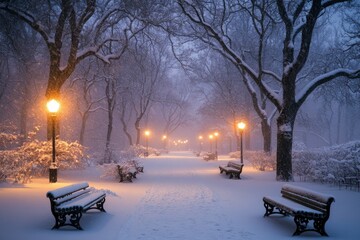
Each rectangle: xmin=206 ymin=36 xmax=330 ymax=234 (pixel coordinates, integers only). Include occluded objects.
xmin=69 ymin=62 xmax=104 ymax=145
xmin=158 ymin=81 xmax=191 ymax=138
xmin=118 ymin=35 xmax=169 ymax=146
xmin=0 ymin=16 xmax=44 ymax=141
xmin=176 ymin=0 xmax=360 ymax=181
xmin=0 ymin=0 xmax=146 ymax=139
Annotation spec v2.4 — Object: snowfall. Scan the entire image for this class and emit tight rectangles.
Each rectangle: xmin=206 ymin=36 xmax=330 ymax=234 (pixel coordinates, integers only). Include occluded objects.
xmin=1 ymin=151 xmax=359 ymax=240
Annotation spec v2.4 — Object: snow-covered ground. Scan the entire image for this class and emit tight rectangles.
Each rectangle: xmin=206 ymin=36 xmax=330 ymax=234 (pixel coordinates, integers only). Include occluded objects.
xmin=1 ymin=151 xmax=359 ymax=240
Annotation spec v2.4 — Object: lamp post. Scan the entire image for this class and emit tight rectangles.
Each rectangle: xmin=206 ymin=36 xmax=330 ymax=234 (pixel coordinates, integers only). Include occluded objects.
xmin=47 ymin=99 xmax=60 ymax=183
xmin=237 ymin=121 xmax=246 ymax=164
xmin=214 ymin=131 xmax=219 ymax=160
xmin=209 ymin=134 xmax=213 ymax=152
xmin=162 ymin=135 xmax=167 ymax=149
xmin=144 ymin=130 xmax=150 ymax=157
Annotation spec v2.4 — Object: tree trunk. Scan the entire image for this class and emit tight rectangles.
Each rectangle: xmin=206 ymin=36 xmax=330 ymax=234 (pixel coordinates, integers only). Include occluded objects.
xmin=104 ymin=108 xmax=113 ymax=164
xmin=79 ymin=113 xmax=88 ymax=145
xmin=119 ymin=105 xmax=133 ymax=146
xmin=261 ymin=120 xmax=271 ymax=153
xmin=276 ymin=113 xmax=296 ymax=181
xmin=135 ymin=118 xmax=141 ymax=145
xmin=19 ymin=85 xmax=29 ymax=144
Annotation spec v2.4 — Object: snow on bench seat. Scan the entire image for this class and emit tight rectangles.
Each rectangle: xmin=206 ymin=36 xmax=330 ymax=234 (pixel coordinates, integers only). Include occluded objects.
xmin=46 ymin=182 xmax=106 ymax=230
xmin=56 ymin=191 xmax=106 ymax=211
xmin=263 ymin=195 xmax=324 ymax=216
xmin=263 ymin=184 xmax=335 ymax=236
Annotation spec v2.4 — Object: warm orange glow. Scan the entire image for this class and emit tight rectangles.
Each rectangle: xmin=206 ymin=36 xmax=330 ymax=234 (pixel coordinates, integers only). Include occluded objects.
xmin=162 ymin=135 xmax=167 ymax=140
xmin=237 ymin=121 xmax=246 ymax=130
xmin=209 ymin=134 xmax=214 ymax=139
xmin=47 ymin=99 xmax=60 ymax=113
xmin=214 ymin=132 xmax=219 ymax=137
xmin=144 ymin=130 xmax=150 ymax=137
xmin=198 ymin=135 xmax=203 ymax=140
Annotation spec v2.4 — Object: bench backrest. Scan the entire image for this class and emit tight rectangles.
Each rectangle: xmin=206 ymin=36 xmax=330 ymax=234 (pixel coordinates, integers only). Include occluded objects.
xmin=281 ymin=184 xmax=335 ymax=215
xmin=46 ymin=182 xmax=89 ymax=206
xmin=228 ymin=162 xmax=244 ymax=170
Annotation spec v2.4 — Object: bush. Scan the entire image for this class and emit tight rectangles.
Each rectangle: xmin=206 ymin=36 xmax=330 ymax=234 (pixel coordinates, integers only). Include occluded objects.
xmin=293 ymin=141 xmax=360 ymax=183
xmin=0 ymin=139 xmax=88 ymax=183
xmin=99 ymin=159 xmax=142 ymax=181
xmin=229 ymin=150 xmax=276 ymax=171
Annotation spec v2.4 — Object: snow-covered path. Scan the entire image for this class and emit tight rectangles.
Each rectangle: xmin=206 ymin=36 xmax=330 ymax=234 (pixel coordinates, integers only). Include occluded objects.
xmin=1 ymin=151 xmax=360 ymax=240
xmin=117 ymin=152 xmax=253 ymax=240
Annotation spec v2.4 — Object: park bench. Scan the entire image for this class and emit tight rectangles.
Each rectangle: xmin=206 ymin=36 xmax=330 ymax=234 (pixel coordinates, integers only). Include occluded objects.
xmin=117 ymin=162 xmax=144 ymax=182
xmin=219 ymin=161 xmax=244 ymax=179
xmin=46 ymin=182 xmax=106 ymax=230
xmin=117 ymin=165 xmax=135 ymax=182
xmin=203 ymin=152 xmax=216 ymax=161
xmin=263 ymin=184 xmax=335 ymax=236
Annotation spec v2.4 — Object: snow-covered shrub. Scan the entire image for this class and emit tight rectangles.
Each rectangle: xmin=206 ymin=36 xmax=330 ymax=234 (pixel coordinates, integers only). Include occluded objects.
xmin=99 ymin=163 xmax=119 ymax=180
xmin=99 ymin=159 xmax=142 ymax=181
xmin=246 ymin=151 xmax=276 ymax=171
xmin=229 ymin=151 xmax=276 ymax=171
xmin=293 ymin=141 xmax=360 ymax=183
xmin=0 ymin=122 xmax=21 ymax=150
xmin=0 ymin=139 xmax=88 ymax=183
xmin=122 ymin=145 xmax=159 ymax=157
xmin=229 ymin=151 xmax=239 ymax=159
xmin=94 ymin=145 xmax=148 ymax=165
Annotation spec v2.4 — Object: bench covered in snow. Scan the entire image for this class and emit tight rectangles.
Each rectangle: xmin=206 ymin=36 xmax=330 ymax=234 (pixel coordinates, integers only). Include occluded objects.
xmin=46 ymin=182 xmax=106 ymax=230
xmin=203 ymin=152 xmax=216 ymax=161
xmin=219 ymin=161 xmax=244 ymax=179
xmin=263 ymin=184 xmax=335 ymax=236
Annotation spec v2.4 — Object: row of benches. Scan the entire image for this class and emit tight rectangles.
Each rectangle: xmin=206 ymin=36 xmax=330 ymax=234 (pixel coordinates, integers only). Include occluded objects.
xmin=46 ymin=156 xmax=335 ymax=236
xmin=47 ymin=181 xmax=335 ymax=236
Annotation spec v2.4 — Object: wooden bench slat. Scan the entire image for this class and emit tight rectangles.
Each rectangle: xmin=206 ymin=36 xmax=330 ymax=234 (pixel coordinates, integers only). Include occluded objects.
xmin=57 ymin=192 xmax=105 ymax=210
xmin=263 ymin=196 xmax=323 ymax=216
xmin=53 ymin=189 xmax=91 ymax=206
xmin=46 ymin=182 xmax=89 ymax=199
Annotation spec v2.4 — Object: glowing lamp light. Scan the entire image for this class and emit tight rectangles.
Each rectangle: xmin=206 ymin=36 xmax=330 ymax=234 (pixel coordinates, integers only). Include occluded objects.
xmin=144 ymin=130 xmax=150 ymax=137
xmin=237 ymin=122 xmax=246 ymax=130
xmin=47 ymin=99 xmax=60 ymax=114
xmin=237 ymin=121 xmax=246 ymax=164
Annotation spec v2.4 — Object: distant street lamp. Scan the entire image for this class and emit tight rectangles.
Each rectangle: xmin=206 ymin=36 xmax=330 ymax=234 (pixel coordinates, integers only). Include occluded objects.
xmin=47 ymin=99 xmax=60 ymax=183
xmin=162 ymin=135 xmax=167 ymax=149
xmin=144 ymin=130 xmax=150 ymax=157
xmin=237 ymin=121 xmax=246 ymax=164
xmin=214 ymin=131 xmax=219 ymax=160
xmin=209 ymin=134 xmax=214 ymax=152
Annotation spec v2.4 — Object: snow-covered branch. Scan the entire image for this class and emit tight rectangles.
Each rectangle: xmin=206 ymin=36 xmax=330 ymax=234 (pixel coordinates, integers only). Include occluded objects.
xmin=296 ymin=68 xmax=360 ymax=106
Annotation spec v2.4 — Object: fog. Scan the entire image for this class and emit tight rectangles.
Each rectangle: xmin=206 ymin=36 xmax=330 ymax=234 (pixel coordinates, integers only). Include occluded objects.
xmin=0 ymin=0 xmax=359 ymax=163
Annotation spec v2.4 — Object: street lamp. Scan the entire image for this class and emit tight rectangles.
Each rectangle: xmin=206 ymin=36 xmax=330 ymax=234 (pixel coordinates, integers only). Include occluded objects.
xmin=162 ymin=135 xmax=167 ymax=149
xmin=144 ymin=130 xmax=150 ymax=157
xmin=214 ymin=131 xmax=219 ymax=160
xmin=47 ymin=99 xmax=60 ymax=183
xmin=209 ymin=134 xmax=214 ymax=152
xmin=237 ymin=121 xmax=246 ymax=164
